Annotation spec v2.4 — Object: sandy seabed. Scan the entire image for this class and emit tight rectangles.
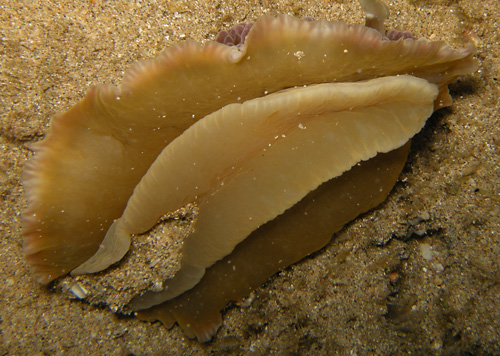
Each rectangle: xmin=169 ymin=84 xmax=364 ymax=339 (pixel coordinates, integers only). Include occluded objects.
xmin=1 ymin=0 xmax=499 ymax=355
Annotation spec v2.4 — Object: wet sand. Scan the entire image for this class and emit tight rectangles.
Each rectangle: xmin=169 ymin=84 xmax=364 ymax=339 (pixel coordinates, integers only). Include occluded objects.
xmin=1 ymin=0 xmax=499 ymax=354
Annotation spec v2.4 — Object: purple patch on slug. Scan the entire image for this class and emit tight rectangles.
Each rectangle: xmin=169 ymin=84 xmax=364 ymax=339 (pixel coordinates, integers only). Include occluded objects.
xmin=216 ymin=19 xmax=417 ymax=48
xmin=215 ymin=23 xmax=253 ymax=47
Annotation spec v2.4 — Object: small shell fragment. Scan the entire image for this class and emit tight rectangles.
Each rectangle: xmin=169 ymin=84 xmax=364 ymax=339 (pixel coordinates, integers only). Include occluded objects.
xmin=69 ymin=283 xmax=88 ymax=300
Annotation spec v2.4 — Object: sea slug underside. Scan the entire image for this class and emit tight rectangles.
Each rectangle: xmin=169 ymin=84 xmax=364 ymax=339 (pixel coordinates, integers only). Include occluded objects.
xmin=121 ymin=75 xmax=437 ymax=309
xmin=137 ymin=143 xmax=411 ymax=342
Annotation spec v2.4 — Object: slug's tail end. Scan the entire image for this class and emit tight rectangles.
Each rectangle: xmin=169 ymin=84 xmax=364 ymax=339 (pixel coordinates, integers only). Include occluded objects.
xmin=136 ymin=304 xmax=222 ymax=343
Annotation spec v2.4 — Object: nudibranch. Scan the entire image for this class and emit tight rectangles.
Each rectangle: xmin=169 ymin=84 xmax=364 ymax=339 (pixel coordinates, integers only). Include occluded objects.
xmin=22 ymin=0 xmax=477 ymax=342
